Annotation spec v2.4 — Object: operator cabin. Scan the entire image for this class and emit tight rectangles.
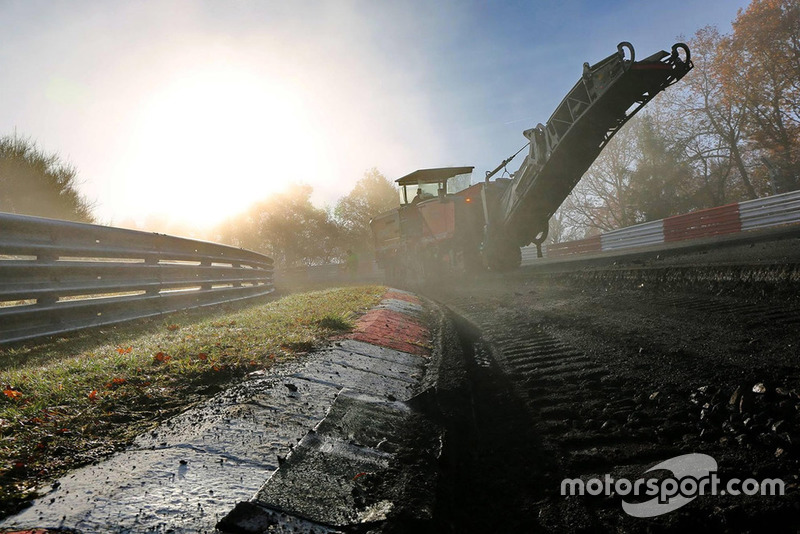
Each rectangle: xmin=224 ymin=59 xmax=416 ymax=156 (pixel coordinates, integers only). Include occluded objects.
xmin=396 ymin=167 xmax=475 ymax=206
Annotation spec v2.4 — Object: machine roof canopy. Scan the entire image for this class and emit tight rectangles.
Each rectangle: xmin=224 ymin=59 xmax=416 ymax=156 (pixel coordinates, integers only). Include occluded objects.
xmin=395 ymin=166 xmax=474 ymax=186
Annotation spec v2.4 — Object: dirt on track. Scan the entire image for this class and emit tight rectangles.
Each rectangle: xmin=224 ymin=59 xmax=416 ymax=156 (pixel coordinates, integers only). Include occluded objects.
xmin=427 ymin=271 xmax=800 ymax=533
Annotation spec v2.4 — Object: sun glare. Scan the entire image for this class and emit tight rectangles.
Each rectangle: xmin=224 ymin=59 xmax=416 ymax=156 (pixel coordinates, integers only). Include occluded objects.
xmin=120 ymin=65 xmax=326 ymax=230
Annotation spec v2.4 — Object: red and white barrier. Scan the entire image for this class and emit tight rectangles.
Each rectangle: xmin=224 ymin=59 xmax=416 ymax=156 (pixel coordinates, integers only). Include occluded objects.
xmin=664 ymin=203 xmax=741 ymax=242
xmin=546 ymin=235 xmax=602 ymax=257
xmin=522 ymin=190 xmax=800 ymax=262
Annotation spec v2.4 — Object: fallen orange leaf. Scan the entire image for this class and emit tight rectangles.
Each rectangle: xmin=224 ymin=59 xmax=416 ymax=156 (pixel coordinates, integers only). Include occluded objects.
xmin=197 ymin=353 xmax=208 ymax=360
xmin=106 ymin=377 xmax=127 ymax=389
xmin=167 ymin=324 xmax=179 ymax=331
xmin=116 ymin=346 xmax=132 ymax=354
xmin=3 ymin=389 xmax=22 ymax=400
xmin=88 ymin=389 xmax=98 ymax=401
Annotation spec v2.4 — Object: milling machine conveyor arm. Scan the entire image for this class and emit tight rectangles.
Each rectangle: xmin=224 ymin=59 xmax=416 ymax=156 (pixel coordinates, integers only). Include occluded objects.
xmin=485 ymin=42 xmax=692 ymax=257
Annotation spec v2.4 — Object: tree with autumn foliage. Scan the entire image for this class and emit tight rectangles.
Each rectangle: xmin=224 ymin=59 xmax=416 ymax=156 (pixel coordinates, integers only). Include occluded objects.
xmin=675 ymin=26 xmax=763 ymax=203
xmin=213 ymin=184 xmax=344 ymax=268
xmin=722 ymin=0 xmax=800 ymax=193
xmin=213 ymin=169 xmax=400 ymax=267
xmin=333 ymin=168 xmax=398 ymax=251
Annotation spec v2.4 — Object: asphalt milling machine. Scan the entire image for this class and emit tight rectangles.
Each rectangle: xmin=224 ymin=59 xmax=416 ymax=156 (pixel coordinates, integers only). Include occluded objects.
xmin=371 ymin=41 xmax=693 ymax=281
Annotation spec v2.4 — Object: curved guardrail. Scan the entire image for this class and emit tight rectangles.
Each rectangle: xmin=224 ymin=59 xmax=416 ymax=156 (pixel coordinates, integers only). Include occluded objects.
xmin=0 ymin=212 xmax=274 ymax=344
xmin=522 ymin=189 xmax=800 ymax=262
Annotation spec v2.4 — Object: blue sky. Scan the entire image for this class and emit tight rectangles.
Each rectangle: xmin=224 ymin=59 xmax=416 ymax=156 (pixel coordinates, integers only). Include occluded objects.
xmin=0 ymin=0 xmax=749 ymax=230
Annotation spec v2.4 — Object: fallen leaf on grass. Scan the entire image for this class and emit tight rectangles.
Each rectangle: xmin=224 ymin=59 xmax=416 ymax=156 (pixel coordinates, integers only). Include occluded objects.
xmin=117 ymin=346 xmax=132 ymax=354
xmin=197 ymin=353 xmax=208 ymax=360
xmin=167 ymin=324 xmax=180 ymax=331
xmin=153 ymin=352 xmax=171 ymax=363
xmin=88 ymin=389 xmax=98 ymax=402
xmin=3 ymin=388 xmax=23 ymax=400
xmin=105 ymin=377 xmax=127 ymax=389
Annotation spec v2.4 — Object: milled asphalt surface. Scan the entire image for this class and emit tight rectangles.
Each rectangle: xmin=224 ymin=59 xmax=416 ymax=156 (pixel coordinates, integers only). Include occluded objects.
xmin=0 ymin=290 xmax=442 ymax=534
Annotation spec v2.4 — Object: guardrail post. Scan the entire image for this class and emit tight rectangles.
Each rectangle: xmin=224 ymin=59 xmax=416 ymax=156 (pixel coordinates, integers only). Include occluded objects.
xmin=35 ymin=252 xmax=59 ymax=306
xmin=144 ymin=256 xmax=161 ymax=296
xmin=200 ymin=259 xmax=212 ymax=290
xmin=231 ymin=263 xmax=242 ymax=287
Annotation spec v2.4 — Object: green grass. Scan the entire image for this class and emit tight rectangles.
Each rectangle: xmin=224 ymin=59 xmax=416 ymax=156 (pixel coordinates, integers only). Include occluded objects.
xmin=0 ymin=285 xmax=385 ymax=516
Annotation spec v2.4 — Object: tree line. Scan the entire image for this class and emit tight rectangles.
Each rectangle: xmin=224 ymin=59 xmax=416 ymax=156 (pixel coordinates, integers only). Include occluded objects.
xmin=553 ymin=0 xmax=800 ymax=242
xmin=208 ymin=169 xmax=398 ymax=268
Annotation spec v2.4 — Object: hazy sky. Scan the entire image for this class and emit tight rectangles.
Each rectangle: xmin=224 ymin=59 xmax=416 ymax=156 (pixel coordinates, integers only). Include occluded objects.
xmin=1 ymin=0 xmax=749 ymax=231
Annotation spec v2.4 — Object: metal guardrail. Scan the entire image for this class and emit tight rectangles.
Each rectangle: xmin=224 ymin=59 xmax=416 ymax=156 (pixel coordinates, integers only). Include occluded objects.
xmin=601 ymin=220 xmax=664 ymax=250
xmin=521 ymin=190 xmax=800 ymax=264
xmin=0 ymin=212 xmax=274 ymax=344
xmin=739 ymin=190 xmax=800 ymax=231
xmin=520 ymin=245 xmax=543 ymax=263
xmin=547 ymin=234 xmax=602 ymax=257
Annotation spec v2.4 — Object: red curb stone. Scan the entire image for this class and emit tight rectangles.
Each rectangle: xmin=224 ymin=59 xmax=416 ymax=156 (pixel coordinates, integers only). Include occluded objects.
xmin=352 ymin=307 xmax=430 ymax=356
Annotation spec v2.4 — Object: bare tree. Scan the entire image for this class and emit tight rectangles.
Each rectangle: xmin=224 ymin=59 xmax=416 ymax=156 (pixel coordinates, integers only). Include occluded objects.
xmin=547 ymin=205 xmax=582 ymax=244
xmin=676 ymin=26 xmax=761 ymax=203
xmin=560 ymin=118 xmax=640 ymax=234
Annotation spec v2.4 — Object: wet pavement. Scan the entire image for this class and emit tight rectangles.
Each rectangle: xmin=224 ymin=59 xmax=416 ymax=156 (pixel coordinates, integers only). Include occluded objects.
xmin=0 ymin=290 xmax=439 ymax=534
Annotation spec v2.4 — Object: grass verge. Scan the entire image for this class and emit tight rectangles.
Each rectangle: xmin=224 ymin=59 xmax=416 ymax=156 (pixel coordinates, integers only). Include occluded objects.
xmin=0 ymin=285 xmax=385 ymax=517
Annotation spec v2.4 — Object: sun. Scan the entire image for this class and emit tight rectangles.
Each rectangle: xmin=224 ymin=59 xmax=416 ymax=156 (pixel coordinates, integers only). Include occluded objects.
xmin=120 ymin=65 xmax=327 ymax=230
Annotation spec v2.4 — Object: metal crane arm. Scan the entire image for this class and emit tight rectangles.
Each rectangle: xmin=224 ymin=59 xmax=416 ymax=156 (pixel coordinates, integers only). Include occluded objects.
xmin=483 ymin=42 xmax=692 ymax=263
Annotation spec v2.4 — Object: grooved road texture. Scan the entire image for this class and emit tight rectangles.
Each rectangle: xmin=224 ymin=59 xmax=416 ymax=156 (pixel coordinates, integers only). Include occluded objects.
xmin=0 ymin=290 xmax=439 ymax=534
xmin=431 ymin=270 xmax=800 ymax=532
